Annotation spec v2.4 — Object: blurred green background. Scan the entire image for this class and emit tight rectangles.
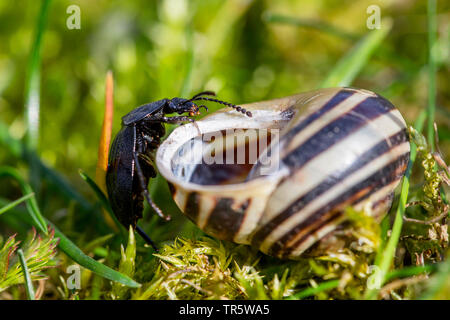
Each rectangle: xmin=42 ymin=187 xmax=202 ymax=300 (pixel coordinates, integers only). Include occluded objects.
xmin=0 ymin=0 xmax=449 ymax=244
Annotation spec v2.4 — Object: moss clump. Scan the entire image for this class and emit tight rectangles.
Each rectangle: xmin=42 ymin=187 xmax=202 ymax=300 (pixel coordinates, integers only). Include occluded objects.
xmin=0 ymin=227 xmax=59 ymax=298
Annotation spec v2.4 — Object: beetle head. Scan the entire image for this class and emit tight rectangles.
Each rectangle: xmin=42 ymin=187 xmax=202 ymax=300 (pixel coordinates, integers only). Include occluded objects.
xmin=166 ymin=98 xmax=206 ymax=116
xmin=165 ymin=91 xmax=251 ymax=118
xmin=167 ymin=92 xmax=216 ymax=116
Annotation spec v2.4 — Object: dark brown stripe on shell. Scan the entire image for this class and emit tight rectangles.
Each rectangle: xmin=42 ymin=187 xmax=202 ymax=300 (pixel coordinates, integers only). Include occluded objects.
xmin=203 ymin=198 xmax=250 ymax=241
xmin=366 ymin=191 xmax=396 ymax=221
xmin=282 ymin=89 xmax=356 ymax=141
xmin=184 ymin=192 xmax=200 ymax=223
xmin=167 ymin=182 xmax=176 ymax=196
xmin=268 ymin=152 xmax=410 ymax=257
xmin=251 ymin=129 xmax=409 ymax=248
xmin=282 ymin=96 xmax=395 ymax=171
xmin=279 ymin=213 xmax=345 ymax=259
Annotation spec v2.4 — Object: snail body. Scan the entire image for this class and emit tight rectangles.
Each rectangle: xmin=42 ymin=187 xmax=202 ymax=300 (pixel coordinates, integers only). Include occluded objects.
xmin=156 ymin=88 xmax=410 ymax=259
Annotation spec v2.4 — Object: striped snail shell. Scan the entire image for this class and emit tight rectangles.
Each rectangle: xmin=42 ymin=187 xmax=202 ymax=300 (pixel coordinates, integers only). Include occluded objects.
xmin=156 ymin=88 xmax=410 ymax=259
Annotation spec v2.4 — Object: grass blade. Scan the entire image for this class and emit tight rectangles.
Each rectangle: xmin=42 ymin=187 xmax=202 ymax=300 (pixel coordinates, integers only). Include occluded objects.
xmin=0 ymin=166 xmax=47 ymax=234
xmin=364 ymin=110 xmax=426 ymax=299
xmin=0 ymin=198 xmax=30 ymax=235
xmin=0 ymin=193 xmax=35 ymax=216
xmin=286 ymin=280 xmax=340 ymax=300
xmin=0 ymin=120 xmax=92 ymax=211
xmin=194 ymin=0 xmax=255 ymax=86
xmin=427 ymin=0 xmax=437 ymax=150
xmin=24 ymin=0 xmax=52 ymax=195
xmin=24 ymin=0 xmax=52 ymax=150
xmin=320 ymin=19 xmax=392 ymax=88
xmin=79 ymin=170 xmax=124 ymax=235
xmin=0 ymin=197 xmax=138 ymax=288
xmin=17 ymin=249 xmax=35 ymax=300
xmin=418 ymin=3 xmax=446 ymax=294
xmin=385 ymin=264 xmax=437 ymax=283
xmin=421 ymin=256 xmax=450 ymax=299
xmin=47 ymin=220 xmax=140 ymax=288
xmin=79 ymin=170 xmax=110 ymax=212
xmin=365 ymin=2 xmax=438 ymax=299
xmin=263 ymin=12 xmax=358 ymax=40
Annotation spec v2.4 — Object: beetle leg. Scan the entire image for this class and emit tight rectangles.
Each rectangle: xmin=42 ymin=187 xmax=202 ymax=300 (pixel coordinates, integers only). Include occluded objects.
xmin=142 ymin=134 xmax=160 ymax=149
xmin=145 ymin=115 xmax=195 ymax=124
xmin=136 ymin=226 xmax=158 ymax=251
xmin=138 ymin=152 xmax=153 ymax=164
xmin=163 ymin=116 xmax=195 ymax=123
xmin=161 ymin=116 xmax=195 ymax=123
xmin=138 ymin=153 xmax=156 ymax=173
xmin=143 ymin=135 xmax=153 ymax=144
xmin=133 ymin=151 xmax=171 ymax=221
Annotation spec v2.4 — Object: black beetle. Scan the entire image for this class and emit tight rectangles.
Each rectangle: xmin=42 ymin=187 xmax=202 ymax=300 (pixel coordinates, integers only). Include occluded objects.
xmin=106 ymin=91 xmax=251 ymax=249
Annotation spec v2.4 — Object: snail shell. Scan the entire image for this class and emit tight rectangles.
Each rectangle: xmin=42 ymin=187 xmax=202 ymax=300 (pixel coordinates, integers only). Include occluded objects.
xmin=156 ymin=88 xmax=410 ymax=259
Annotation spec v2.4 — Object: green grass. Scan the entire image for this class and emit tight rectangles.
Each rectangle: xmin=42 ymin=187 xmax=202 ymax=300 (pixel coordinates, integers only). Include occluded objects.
xmin=17 ymin=249 xmax=35 ymax=300
xmin=47 ymin=220 xmax=140 ymax=288
xmin=0 ymin=167 xmax=140 ymax=288
xmin=0 ymin=167 xmax=47 ymax=234
xmin=427 ymin=0 xmax=437 ymax=151
xmin=287 ymin=280 xmax=340 ymax=300
xmin=262 ymin=12 xmax=359 ymax=40
xmin=0 ymin=193 xmax=34 ymax=216
xmin=364 ymin=112 xmax=426 ymax=299
xmin=24 ymin=0 xmax=52 ymax=151
xmin=320 ymin=19 xmax=392 ymax=88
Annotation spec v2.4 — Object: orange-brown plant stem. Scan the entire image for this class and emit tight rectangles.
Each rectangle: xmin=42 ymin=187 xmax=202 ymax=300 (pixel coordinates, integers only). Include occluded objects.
xmin=96 ymin=71 xmax=117 ymax=230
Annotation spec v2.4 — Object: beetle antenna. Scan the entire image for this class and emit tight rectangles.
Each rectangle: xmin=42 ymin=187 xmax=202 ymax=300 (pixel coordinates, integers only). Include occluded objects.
xmin=175 ymin=91 xmax=216 ymax=109
xmin=191 ymin=97 xmax=252 ymax=117
xmin=189 ymin=91 xmax=216 ymax=100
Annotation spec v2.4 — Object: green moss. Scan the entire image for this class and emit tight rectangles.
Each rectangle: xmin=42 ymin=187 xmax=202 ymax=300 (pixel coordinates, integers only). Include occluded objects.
xmin=0 ymin=228 xmax=58 ymax=294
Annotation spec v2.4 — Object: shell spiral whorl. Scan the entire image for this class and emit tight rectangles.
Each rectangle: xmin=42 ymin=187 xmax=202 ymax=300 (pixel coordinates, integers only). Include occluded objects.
xmin=156 ymin=88 xmax=410 ymax=259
